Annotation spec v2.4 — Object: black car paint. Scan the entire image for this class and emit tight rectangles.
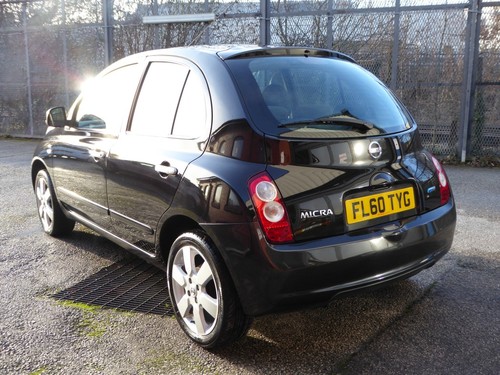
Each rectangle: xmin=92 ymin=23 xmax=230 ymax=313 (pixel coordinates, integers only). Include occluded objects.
xmin=32 ymin=46 xmax=456 ymax=317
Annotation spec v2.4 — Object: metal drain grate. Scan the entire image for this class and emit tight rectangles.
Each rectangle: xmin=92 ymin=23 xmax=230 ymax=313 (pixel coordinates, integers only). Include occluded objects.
xmin=53 ymin=259 xmax=174 ymax=316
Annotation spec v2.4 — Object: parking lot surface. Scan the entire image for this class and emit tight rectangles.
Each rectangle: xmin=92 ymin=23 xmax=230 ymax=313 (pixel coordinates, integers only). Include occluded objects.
xmin=1 ymin=138 xmax=499 ymax=374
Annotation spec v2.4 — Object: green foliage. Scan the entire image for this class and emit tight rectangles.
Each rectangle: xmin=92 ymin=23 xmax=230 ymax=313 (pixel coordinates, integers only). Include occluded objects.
xmin=57 ymin=300 xmax=101 ymax=312
xmin=57 ymin=300 xmax=107 ymax=338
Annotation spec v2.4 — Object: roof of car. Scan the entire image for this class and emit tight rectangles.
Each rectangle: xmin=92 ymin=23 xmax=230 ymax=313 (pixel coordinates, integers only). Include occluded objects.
xmin=115 ymin=45 xmax=355 ymax=65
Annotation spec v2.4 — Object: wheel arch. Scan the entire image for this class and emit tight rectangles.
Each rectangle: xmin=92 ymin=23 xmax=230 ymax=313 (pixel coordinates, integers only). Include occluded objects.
xmin=157 ymin=215 xmax=203 ymax=265
xmin=31 ymin=158 xmax=48 ymax=188
xmin=156 ymin=213 xmax=255 ymax=316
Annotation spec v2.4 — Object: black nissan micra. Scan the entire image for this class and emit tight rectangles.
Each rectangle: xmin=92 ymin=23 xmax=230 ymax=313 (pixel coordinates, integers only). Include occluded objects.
xmin=32 ymin=46 xmax=456 ymax=348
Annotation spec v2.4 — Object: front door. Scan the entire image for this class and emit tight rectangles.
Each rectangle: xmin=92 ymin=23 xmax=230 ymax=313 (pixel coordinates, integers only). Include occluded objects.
xmin=51 ymin=63 xmax=140 ymax=230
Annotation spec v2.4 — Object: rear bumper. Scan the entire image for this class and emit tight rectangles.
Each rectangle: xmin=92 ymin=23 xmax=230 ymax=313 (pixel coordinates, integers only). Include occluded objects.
xmin=203 ymin=199 xmax=456 ymax=316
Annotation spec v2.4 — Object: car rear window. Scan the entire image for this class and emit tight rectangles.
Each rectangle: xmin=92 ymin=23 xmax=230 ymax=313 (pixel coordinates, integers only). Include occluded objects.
xmin=225 ymin=56 xmax=413 ymax=138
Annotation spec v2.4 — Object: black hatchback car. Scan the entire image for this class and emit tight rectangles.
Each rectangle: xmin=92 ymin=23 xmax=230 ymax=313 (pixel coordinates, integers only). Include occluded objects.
xmin=32 ymin=45 xmax=456 ymax=348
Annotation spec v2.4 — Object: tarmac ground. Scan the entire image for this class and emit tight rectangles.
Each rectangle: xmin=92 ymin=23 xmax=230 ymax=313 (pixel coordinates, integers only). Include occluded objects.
xmin=0 ymin=138 xmax=498 ymax=374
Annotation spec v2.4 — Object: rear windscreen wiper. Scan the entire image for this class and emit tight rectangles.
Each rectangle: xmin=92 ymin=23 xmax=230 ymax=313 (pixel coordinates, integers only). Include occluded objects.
xmin=278 ymin=112 xmax=374 ymax=132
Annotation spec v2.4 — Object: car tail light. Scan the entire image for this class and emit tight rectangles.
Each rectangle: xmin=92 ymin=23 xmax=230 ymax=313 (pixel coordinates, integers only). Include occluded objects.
xmin=431 ymin=156 xmax=451 ymax=205
xmin=249 ymin=172 xmax=294 ymax=244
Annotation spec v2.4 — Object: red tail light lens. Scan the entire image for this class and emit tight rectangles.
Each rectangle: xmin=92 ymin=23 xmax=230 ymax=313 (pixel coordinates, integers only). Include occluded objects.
xmin=431 ymin=156 xmax=451 ymax=205
xmin=249 ymin=172 xmax=294 ymax=244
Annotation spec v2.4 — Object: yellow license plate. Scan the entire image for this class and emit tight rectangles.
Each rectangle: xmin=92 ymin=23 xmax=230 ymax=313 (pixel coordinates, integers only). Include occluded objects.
xmin=345 ymin=187 xmax=416 ymax=225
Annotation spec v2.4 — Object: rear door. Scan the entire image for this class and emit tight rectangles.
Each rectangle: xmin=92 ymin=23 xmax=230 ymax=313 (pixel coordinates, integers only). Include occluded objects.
xmin=106 ymin=58 xmax=211 ymax=252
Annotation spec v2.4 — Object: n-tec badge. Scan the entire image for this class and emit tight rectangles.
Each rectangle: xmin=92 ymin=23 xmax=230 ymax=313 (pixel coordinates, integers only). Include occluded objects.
xmin=368 ymin=141 xmax=383 ymax=159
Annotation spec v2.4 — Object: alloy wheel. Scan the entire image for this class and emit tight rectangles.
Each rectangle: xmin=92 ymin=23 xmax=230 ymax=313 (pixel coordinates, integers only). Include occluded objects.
xmin=36 ymin=174 xmax=54 ymax=232
xmin=171 ymin=244 xmax=219 ymax=338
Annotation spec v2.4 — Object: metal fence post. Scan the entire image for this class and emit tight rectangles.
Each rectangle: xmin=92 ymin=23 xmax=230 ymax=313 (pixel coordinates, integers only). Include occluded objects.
xmin=62 ymin=0 xmax=70 ymax=108
xmin=458 ymin=0 xmax=482 ymax=162
xmin=103 ymin=0 xmax=114 ymax=66
xmin=326 ymin=0 xmax=333 ymax=49
xmin=390 ymin=0 xmax=401 ymax=91
xmin=260 ymin=0 xmax=270 ymax=46
xmin=22 ymin=1 xmax=34 ymax=136
xmin=152 ymin=0 xmax=160 ymax=49
xmin=204 ymin=0 xmax=210 ymax=44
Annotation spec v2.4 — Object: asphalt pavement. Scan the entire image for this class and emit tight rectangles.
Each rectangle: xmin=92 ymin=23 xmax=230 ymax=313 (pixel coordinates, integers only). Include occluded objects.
xmin=0 ymin=138 xmax=498 ymax=374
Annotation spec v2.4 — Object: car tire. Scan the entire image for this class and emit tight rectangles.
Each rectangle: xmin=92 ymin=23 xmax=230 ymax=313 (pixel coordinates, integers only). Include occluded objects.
xmin=167 ymin=231 xmax=252 ymax=348
xmin=34 ymin=169 xmax=75 ymax=237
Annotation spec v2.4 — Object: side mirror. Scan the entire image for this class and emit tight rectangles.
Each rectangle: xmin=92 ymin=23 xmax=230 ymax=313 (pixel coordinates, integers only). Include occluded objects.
xmin=45 ymin=107 xmax=68 ymax=127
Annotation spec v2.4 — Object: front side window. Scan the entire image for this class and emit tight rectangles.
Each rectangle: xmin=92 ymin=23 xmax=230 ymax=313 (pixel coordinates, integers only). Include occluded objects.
xmin=75 ymin=64 xmax=138 ymax=134
xmin=226 ymin=56 xmax=413 ymax=138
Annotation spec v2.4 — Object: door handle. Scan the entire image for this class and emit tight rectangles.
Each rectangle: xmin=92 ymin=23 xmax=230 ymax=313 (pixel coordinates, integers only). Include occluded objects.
xmin=155 ymin=164 xmax=178 ymax=178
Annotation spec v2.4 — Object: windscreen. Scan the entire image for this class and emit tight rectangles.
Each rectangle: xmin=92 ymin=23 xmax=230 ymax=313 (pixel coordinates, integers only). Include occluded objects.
xmin=225 ymin=56 xmax=413 ymax=138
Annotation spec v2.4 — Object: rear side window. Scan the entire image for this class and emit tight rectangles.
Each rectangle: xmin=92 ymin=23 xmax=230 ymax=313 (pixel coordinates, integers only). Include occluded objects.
xmin=226 ymin=56 xmax=412 ymax=138
xmin=172 ymin=71 xmax=207 ymax=138
xmin=130 ymin=61 xmax=208 ymax=138
xmin=130 ymin=62 xmax=189 ymax=137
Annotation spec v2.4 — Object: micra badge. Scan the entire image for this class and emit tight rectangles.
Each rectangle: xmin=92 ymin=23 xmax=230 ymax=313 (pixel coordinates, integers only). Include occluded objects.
xmin=300 ymin=209 xmax=334 ymax=219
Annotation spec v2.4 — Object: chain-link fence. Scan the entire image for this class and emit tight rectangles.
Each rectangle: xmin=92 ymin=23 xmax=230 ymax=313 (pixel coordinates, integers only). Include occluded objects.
xmin=1 ymin=0 xmax=499 ymax=161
